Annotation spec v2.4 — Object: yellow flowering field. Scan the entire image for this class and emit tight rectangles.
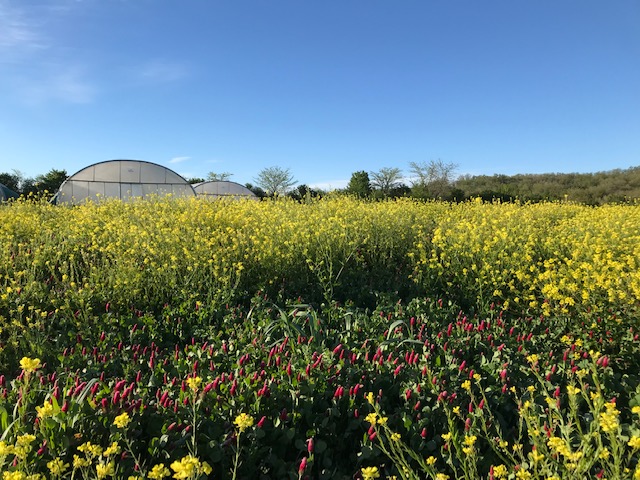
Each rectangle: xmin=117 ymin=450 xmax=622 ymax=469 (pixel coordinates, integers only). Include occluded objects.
xmin=0 ymin=196 xmax=639 ymax=479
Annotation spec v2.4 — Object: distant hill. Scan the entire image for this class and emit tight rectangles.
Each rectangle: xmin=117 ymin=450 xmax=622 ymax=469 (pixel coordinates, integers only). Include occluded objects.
xmin=455 ymin=166 xmax=640 ymax=204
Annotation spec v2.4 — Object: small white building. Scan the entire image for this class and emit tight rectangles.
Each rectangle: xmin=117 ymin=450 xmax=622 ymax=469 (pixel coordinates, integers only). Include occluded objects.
xmin=193 ymin=181 xmax=258 ymax=200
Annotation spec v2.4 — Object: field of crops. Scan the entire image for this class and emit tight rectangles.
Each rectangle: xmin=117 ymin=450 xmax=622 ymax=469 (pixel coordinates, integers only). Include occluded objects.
xmin=1 ymin=196 xmax=640 ymax=479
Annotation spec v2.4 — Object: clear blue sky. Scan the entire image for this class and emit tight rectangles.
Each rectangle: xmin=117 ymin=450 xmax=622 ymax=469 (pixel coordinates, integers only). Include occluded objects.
xmin=1 ymin=0 xmax=638 ymax=190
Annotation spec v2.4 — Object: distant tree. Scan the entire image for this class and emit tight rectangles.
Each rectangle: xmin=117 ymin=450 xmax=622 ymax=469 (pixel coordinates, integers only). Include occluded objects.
xmin=186 ymin=177 xmax=206 ymax=184
xmin=0 ymin=170 xmax=25 ymax=193
xmin=369 ymin=167 xmax=402 ymax=197
xmin=254 ymin=166 xmax=296 ymax=196
xmin=388 ymin=183 xmax=412 ymax=198
xmin=24 ymin=169 xmax=67 ymax=197
xmin=207 ymin=172 xmax=233 ymax=182
xmin=244 ymin=183 xmax=267 ymax=199
xmin=453 ymin=166 xmax=640 ymax=204
xmin=288 ymin=184 xmax=322 ymax=202
xmin=345 ymin=170 xmax=372 ymax=198
xmin=409 ymin=159 xmax=458 ymax=199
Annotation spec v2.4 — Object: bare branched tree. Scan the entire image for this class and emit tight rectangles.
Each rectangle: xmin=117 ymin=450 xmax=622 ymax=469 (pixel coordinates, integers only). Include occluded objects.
xmin=369 ymin=167 xmax=403 ymax=196
xmin=254 ymin=166 xmax=297 ymax=195
xmin=409 ymin=160 xmax=458 ymax=198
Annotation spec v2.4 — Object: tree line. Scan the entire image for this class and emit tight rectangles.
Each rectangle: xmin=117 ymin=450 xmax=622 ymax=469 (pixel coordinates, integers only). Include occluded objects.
xmin=2 ymin=162 xmax=639 ymax=205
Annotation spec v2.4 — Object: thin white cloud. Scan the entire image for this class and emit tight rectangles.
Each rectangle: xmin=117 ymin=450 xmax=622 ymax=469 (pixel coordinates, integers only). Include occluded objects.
xmin=134 ymin=60 xmax=190 ymax=84
xmin=169 ymin=156 xmax=191 ymax=164
xmin=309 ymin=179 xmax=349 ymax=191
xmin=0 ymin=1 xmax=98 ymax=106
xmin=0 ymin=1 xmax=47 ymax=54
xmin=16 ymin=65 xmax=97 ymax=105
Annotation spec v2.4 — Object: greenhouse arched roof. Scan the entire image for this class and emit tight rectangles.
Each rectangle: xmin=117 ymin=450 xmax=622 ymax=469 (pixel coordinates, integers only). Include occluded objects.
xmin=54 ymin=160 xmax=196 ymax=204
xmin=193 ymin=181 xmax=257 ymax=200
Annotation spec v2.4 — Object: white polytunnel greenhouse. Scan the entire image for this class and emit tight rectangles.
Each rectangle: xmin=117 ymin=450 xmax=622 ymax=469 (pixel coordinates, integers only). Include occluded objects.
xmin=53 ymin=159 xmax=196 ymax=204
xmin=193 ymin=181 xmax=258 ymax=200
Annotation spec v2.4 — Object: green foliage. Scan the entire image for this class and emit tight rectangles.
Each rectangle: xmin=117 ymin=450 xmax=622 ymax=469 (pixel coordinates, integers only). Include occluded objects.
xmin=0 ymin=170 xmax=24 ymax=194
xmin=24 ymin=168 xmax=68 ymax=198
xmin=186 ymin=177 xmax=206 ymax=184
xmin=456 ymin=166 xmax=640 ymax=204
xmin=345 ymin=171 xmax=372 ymax=198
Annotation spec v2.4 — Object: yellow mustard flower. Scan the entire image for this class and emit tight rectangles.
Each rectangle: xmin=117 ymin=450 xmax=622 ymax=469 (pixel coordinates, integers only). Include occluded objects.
xmin=16 ymin=434 xmax=36 ymax=446
xmin=234 ymin=412 xmax=254 ymax=432
xmin=170 ymin=455 xmax=210 ymax=479
xmin=47 ymin=458 xmax=70 ymax=475
xmin=36 ymin=401 xmax=58 ymax=419
xmin=360 ymin=466 xmax=380 ymax=480
xmin=492 ymin=465 xmax=508 ymax=478
xmin=96 ymin=461 xmax=115 ymax=479
xmin=19 ymin=357 xmax=41 ymax=373
xmin=599 ymin=403 xmax=620 ymax=433
xmin=113 ymin=412 xmax=131 ymax=429
xmin=463 ymin=435 xmax=477 ymax=446
xmin=104 ymin=442 xmax=121 ymax=456
xmin=567 ymin=385 xmax=580 ymax=396
xmin=0 ymin=441 xmax=14 ymax=456
xmin=3 ymin=472 xmax=25 ymax=480
xmin=73 ymin=454 xmax=90 ymax=468
xmin=148 ymin=464 xmax=171 ymax=479
xmin=186 ymin=376 xmax=202 ymax=393
xmin=77 ymin=441 xmax=103 ymax=458
xmin=365 ymin=413 xmax=378 ymax=425
xmin=529 ymin=450 xmax=544 ymax=463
